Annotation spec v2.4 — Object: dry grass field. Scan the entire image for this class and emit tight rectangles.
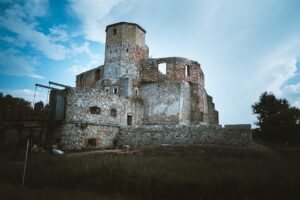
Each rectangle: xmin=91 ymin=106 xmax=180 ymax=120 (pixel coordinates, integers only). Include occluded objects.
xmin=1 ymin=144 xmax=300 ymax=200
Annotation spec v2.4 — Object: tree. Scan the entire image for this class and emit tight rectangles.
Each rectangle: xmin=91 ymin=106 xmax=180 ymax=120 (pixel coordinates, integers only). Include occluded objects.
xmin=252 ymin=92 xmax=300 ymax=144
xmin=0 ymin=93 xmax=49 ymax=121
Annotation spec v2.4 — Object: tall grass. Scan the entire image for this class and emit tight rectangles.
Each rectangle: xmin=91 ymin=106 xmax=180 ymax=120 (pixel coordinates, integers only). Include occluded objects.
xmin=1 ymin=145 xmax=300 ymax=199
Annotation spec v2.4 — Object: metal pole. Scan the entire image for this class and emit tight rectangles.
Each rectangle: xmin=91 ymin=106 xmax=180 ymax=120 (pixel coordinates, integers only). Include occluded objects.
xmin=22 ymin=139 xmax=30 ymax=186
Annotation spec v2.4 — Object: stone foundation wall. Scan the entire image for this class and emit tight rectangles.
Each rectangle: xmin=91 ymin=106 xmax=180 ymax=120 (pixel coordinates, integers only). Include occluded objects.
xmin=59 ymin=124 xmax=252 ymax=150
xmin=118 ymin=124 xmax=252 ymax=147
xmin=60 ymin=123 xmax=120 ymax=150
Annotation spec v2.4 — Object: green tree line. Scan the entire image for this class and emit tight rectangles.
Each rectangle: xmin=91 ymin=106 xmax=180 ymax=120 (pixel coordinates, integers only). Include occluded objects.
xmin=0 ymin=92 xmax=49 ymax=121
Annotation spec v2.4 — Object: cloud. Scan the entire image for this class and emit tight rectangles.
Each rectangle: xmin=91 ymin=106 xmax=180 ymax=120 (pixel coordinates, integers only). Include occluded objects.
xmin=0 ymin=35 xmax=26 ymax=47
xmin=67 ymin=41 xmax=103 ymax=75
xmin=0 ymin=2 xmax=69 ymax=60
xmin=282 ymin=82 xmax=300 ymax=94
xmin=24 ymin=0 xmax=49 ymax=19
xmin=0 ymin=49 xmax=44 ymax=79
xmin=69 ymin=0 xmax=123 ymax=43
xmin=257 ymin=39 xmax=300 ymax=95
xmin=49 ymin=25 xmax=70 ymax=42
xmin=254 ymin=39 xmax=300 ymax=109
xmin=67 ymin=56 xmax=102 ymax=75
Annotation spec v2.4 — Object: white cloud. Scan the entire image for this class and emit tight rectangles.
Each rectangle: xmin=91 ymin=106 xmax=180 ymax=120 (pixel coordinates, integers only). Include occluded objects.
xmin=67 ymin=41 xmax=103 ymax=75
xmin=0 ymin=49 xmax=44 ymax=79
xmin=67 ymin=56 xmax=102 ymax=75
xmin=282 ymin=82 xmax=300 ymax=94
xmin=257 ymin=39 xmax=300 ymax=96
xmin=0 ymin=2 xmax=69 ymax=60
xmin=49 ymin=25 xmax=70 ymax=42
xmin=69 ymin=0 xmax=122 ymax=43
xmin=24 ymin=0 xmax=49 ymax=19
xmin=0 ymin=35 xmax=26 ymax=47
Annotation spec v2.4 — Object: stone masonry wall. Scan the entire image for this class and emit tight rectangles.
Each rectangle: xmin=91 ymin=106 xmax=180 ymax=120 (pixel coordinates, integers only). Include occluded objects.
xmin=139 ymin=82 xmax=191 ymax=125
xmin=119 ymin=124 xmax=252 ymax=147
xmin=76 ymin=66 xmax=104 ymax=89
xmin=59 ymin=123 xmax=252 ymax=150
xmin=65 ymin=88 xmax=144 ymax=126
xmin=60 ymin=123 xmax=119 ymax=150
xmin=140 ymin=57 xmax=203 ymax=84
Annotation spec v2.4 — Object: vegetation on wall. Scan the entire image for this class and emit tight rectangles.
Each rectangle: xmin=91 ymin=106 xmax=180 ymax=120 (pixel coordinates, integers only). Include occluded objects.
xmin=252 ymin=92 xmax=300 ymax=144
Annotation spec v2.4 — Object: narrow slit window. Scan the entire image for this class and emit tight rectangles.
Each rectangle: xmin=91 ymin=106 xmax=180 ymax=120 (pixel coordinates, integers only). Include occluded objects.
xmin=185 ymin=65 xmax=191 ymax=77
xmin=113 ymin=88 xmax=118 ymax=94
xmin=113 ymin=28 xmax=117 ymax=35
xmin=127 ymin=115 xmax=132 ymax=125
xmin=158 ymin=63 xmax=167 ymax=75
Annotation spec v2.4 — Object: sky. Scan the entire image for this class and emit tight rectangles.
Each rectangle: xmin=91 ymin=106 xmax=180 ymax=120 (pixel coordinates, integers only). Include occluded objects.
xmin=0 ymin=0 xmax=300 ymax=126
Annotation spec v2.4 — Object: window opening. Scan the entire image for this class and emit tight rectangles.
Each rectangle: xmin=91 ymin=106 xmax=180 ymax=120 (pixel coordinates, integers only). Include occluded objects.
xmin=158 ymin=63 xmax=167 ymax=75
xmin=113 ymin=28 xmax=117 ymax=35
xmin=185 ymin=65 xmax=191 ymax=77
xmin=87 ymin=138 xmax=97 ymax=147
xmin=110 ymin=109 xmax=117 ymax=117
xmin=113 ymin=88 xmax=118 ymax=94
xmin=89 ymin=106 xmax=101 ymax=114
xmin=127 ymin=115 xmax=133 ymax=125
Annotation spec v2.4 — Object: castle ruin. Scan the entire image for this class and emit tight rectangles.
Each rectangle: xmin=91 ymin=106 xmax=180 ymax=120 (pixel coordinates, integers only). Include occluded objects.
xmin=50 ymin=22 xmax=252 ymax=150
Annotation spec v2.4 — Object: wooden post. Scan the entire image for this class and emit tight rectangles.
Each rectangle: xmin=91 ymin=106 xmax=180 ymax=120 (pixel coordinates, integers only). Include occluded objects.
xmin=22 ymin=139 xmax=30 ymax=186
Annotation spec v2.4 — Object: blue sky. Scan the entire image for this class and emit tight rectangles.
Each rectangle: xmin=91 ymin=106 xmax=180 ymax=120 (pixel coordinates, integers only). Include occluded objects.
xmin=0 ymin=0 xmax=300 ymax=125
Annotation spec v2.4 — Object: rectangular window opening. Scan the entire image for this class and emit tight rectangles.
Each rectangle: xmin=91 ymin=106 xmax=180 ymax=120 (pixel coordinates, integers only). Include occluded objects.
xmin=158 ymin=63 xmax=167 ymax=75
xmin=185 ymin=65 xmax=191 ymax=77
xmin=127 ymin=115 xmax=133 ymax=125
xmin=87 ymin=138 xmax=97 ymax=147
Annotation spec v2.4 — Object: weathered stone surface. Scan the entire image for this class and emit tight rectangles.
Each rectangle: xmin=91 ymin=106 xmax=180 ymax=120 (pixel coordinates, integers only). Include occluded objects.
xmin=119 ymin=124 xmax=252 ymax=147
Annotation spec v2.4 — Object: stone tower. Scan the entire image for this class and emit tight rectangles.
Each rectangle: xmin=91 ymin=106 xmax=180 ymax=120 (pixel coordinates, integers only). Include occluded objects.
xmin=102 ymin=22 xmax=149 ymax=96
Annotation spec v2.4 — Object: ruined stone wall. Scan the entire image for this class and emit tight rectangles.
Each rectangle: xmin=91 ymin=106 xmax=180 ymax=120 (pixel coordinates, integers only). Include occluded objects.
xmin=76 ymin=66 xmax=104 ymax=89
xmin=119 ymin=124 xmax=252 ymax=147
xmin=64 ymin=88 xmax=144 ymax=126
xmin=139 ymin=82 xmax=191 ymax=125
xmin=60 ymin=123 xmax=119 ymax=150
xmin=207 ymin=95 xmax=219 ymax=125
xmin=140 ymin=57 xmax=202 ymax=84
